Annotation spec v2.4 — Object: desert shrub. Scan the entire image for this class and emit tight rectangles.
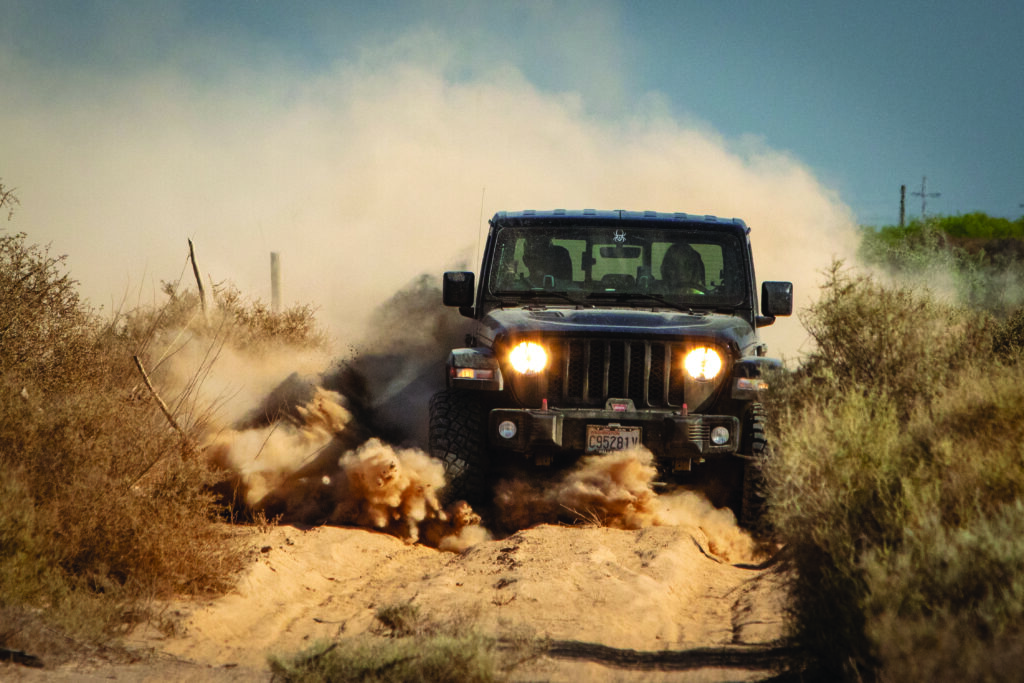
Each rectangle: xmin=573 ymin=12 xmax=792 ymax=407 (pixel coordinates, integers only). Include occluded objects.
xmin=121 ymin=280 xmax=328 ymax=357
xmin=993 ymin=308 xmax=1024 ymax=360
xmin=767 ymin=263 xmax=1024 ymax=680
xmin=863 ymin=502 xmax=1024 ymax=682
xmin=0 ymin=355 xmax=244 ymax=650
xmin=0 ymin=232 xmax=102 ymax=392
xmin=0 ymin=230 xmax=254 ymax=657
xmin=270 ymin=635 xmax=503 ymax=683
xmin=372 ymin=601 xmax=423 ymax=638
xmin=0 ymin=178 xmax=18 ymax=219
xmin=215 ymin=284 xmax=328 ymax=351
xmin=774 ymin=261 xmax=992 ymax=418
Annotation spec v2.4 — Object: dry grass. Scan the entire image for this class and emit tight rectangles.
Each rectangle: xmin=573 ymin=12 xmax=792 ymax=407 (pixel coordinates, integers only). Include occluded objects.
xmin=766 ymin=261 xmax=1024 ymax=681
xmin=0 ymin=230 xmax=327 ymax=662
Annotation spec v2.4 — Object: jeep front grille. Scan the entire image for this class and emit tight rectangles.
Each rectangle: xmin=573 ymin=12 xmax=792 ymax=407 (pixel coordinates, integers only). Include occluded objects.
xmin=544 ymin=338 xmax=694 ymax=409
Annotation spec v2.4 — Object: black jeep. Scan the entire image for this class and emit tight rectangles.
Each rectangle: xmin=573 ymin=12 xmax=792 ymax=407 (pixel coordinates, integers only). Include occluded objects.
xmin=429 ymin=209 xmax=792 ymax=527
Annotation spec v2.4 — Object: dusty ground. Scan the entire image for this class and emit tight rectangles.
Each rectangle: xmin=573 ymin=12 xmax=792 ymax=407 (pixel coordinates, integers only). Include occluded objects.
xmin=7 ymin=520 xmax=791 ymax=682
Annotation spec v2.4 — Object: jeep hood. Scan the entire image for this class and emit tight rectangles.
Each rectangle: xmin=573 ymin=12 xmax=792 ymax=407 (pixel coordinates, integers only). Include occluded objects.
xmin=479 ymin=306 xmax=758 ymax=352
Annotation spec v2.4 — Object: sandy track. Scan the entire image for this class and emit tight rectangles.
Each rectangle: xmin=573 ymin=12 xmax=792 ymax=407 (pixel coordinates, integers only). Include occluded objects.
xmin=10 ymin=521 xmax=790 ymax=682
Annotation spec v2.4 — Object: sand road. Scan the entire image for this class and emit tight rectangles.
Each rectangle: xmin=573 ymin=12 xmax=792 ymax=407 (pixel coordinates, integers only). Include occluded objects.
xmin=14 ymin=520 xmax=790 ymax=682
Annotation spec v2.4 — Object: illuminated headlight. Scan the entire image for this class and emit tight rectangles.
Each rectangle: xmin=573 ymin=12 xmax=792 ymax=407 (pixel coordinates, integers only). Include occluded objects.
xmin=711 ymin=426 xmax=730 ymax=445
xmin=508 ymin=341 xmax=548 ymax=374
xmin=684 ymin=347 xmax=723 ymax=381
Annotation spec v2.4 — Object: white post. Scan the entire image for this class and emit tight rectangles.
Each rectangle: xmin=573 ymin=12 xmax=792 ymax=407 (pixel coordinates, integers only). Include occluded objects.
xmin=271 ymin=252 xmax=281 ymax=312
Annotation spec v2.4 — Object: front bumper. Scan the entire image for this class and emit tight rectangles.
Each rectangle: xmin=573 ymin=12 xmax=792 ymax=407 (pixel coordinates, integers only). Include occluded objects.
xmin=488 ymin=401 xmax=741 ymax=464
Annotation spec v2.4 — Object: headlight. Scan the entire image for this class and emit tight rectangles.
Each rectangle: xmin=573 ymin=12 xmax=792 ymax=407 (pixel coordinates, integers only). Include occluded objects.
xmin=684 ymin=347 xmax=722 ymax=381
xmin=508 ymin=341 xmax=548 ymax=374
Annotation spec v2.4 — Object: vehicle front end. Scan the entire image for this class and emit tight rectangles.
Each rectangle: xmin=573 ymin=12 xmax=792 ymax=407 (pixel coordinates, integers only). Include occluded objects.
xmin=448 ymin=310 xmax=777 ymax=471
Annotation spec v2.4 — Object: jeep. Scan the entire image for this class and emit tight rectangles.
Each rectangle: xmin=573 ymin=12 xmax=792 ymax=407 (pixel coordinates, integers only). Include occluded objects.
xmin=429 ymin=209 xmax=792 ymax=527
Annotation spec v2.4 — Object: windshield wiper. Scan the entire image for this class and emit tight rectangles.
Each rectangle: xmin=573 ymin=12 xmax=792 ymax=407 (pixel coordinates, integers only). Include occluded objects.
xmin=498 ymin=290 xmax=581 ymax=306
xmin=585 ymin=291 xmax=698 ymax=314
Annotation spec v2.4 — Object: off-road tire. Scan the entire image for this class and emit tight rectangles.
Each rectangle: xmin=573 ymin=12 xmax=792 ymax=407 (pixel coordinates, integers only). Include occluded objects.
xmin=740 ymin=403 xmax=772 ymax=534
xmin=428 ymin=389 xmax=489 ymax=505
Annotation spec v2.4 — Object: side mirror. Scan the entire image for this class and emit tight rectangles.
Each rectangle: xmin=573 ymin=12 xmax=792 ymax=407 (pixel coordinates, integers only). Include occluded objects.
xmin=761 ymin=281 xmax=793 ymax=317
xmin=442 ymin=271 xmax=475 ymax=310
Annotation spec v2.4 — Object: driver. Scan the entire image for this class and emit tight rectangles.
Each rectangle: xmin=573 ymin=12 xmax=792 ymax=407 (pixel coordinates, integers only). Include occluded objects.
xmin=660 ymin=242 xmax=706 ymax=294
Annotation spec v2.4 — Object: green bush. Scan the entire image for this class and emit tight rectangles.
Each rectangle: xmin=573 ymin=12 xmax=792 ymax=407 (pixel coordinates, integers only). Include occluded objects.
xmin=859 ymin=213 xmax=1024 ymax=315
xmin=934 ymin=212 xmax=1024 ymax=241
xmin=862 ymin=213 xmax=1024 ymax=249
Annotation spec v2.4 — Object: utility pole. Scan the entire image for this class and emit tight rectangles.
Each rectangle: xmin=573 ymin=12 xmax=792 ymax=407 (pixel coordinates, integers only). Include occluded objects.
xmin=911 ymin=176 xmax=940 ymax=219
xmin=899 ymin=184 xmax=906 ymax=227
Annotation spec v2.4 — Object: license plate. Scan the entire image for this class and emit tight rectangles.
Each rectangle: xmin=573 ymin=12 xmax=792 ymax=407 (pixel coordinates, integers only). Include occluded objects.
xmin=586 ymin=425 xmax=642 ymax=453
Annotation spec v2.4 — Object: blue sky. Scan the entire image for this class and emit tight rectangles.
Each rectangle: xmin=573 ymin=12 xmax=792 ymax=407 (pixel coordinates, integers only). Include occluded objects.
xmin=1 ymin=1 xmax=1021 ymax=352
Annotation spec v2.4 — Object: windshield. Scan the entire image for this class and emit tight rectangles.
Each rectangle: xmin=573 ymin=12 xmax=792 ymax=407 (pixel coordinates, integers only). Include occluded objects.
xmin=486 ymin=225 xmax=749 ymax=307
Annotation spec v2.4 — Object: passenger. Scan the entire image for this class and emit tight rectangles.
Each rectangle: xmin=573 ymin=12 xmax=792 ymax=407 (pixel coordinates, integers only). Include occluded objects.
xmin=660 ymin=242 xmax=706 ymax=294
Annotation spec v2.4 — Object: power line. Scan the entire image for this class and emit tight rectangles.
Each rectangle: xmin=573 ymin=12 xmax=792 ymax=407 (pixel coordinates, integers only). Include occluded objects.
xmin=911 ymin=176 xmax=940 ymax=219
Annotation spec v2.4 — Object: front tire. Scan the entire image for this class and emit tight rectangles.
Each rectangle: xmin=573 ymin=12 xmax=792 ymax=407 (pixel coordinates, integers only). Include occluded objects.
xmin=428 ymin=389 xmax=489 ymax=505
xmin=740 ymin=403 xmax=772 ymax=534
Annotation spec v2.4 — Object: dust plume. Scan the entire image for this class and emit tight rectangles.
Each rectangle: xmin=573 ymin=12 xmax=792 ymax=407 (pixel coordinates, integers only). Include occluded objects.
xmin=204 ymin=386 xmax=354 ymax=518
xmin=2 ymin=28 xmax=858 ymax=362
xmin=203 ymin=378 xmax=489 ymax=552
xmin=492 ymin=447 xmax=767 ymax=564
xmin=325 ymin=273 xmax=469 ymax=450
xmin=330 ymin=439 xmax=491 ymax=552
xmin=144 ymin=311 xmax=487 ymax=551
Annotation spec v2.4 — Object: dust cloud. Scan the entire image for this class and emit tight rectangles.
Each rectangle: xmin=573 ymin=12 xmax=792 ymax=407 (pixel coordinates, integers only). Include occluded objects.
xmin=203 ymin=379 xmax=489 ymax=553
xmin=143 ymin=277 xmax=487 ymax=552
xmin=328 ymin=273 xmax=469 ymax=449
xmin=493 ymin=447 xmax=767 ymax=565
xmin=3 ymin=28 xmax=857 ymax=362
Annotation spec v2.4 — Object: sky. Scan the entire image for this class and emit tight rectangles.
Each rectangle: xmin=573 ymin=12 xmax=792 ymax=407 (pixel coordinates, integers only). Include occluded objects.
xmin=1 ymin=0 xmax=1021 ymax=356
